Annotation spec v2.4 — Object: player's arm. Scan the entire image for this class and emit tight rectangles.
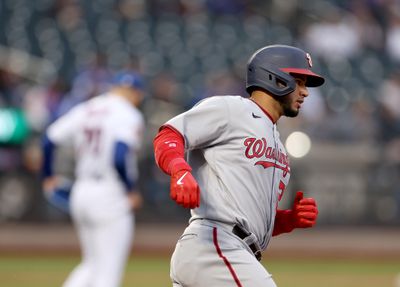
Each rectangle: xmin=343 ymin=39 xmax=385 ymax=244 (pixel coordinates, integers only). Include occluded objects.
xmin=41 ymin=133 xmax=57 ymax=191
xmin=42 ymin=105 xmax=81 ymax=184
xmin=41 ymin=132 xmax=72 ymax=213
xmin=153 ymin=126 xmax=200 ymax=208
xmin=272 ymin=191 xmax=318 ymax=236
xmin=114 ymin=141 xmax=135 ymax=191
xmin=113 ymin=141 xmax=143 ymax=211
xmin=41 ymin=107 xmax=81 ymax=211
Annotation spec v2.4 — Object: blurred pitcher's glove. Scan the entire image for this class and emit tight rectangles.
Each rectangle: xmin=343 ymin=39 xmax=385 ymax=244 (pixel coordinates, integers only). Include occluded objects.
xmin=170 ymin=160 xmax=200 ymax=208
xmin=273 ymin=191 xmax=318 ymax=236
xmin=43 ymin=176 xmax=72 ymax=214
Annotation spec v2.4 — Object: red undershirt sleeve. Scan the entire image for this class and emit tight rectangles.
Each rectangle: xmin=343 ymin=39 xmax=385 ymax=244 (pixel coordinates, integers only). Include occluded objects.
xmin=153 ymin=125 xmax=192 ymax=176
xmin=272 ymin=209 xmax=295 ymax=236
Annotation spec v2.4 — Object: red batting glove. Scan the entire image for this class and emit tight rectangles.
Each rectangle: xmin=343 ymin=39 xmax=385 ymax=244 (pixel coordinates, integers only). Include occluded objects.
xmin=273 ymin=191 xmax=318 ymax=236
xmin=170 ymin=169 xmax=200 ymax=209
xmin=291 ymin=191 xmax=318 ymax=228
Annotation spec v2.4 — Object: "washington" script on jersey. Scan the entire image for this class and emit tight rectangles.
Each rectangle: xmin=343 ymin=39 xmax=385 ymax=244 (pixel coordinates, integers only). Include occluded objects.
xmin=243 ymin=137 xmax=290 ymax=176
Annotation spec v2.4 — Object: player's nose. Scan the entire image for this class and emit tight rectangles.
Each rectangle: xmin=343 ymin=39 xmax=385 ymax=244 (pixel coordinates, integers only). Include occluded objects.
xmin=300 ymin=85 xmax=309 ymax=98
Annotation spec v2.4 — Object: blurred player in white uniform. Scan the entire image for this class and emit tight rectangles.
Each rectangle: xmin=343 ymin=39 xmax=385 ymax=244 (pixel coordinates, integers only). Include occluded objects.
xmin=42 ymin=71 xmax=145 ymax=287
xmin=153 ymin=45 xmax=324 ymax=286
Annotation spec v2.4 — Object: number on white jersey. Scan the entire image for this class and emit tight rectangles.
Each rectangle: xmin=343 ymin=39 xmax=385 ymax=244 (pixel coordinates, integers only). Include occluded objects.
xmin=82 ymin=127 xmax=102 ymax=154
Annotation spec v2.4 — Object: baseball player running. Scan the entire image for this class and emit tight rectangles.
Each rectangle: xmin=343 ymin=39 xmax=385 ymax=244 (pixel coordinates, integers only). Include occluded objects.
xmin=42 ymin=71 xmax=145 ymax=287
xmin=153 ymin=45 xmax=324 ymax=286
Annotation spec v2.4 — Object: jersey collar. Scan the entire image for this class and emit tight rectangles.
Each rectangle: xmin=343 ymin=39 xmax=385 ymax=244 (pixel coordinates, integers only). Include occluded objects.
xmin=249 ymin=98 xmax=276 ymax=124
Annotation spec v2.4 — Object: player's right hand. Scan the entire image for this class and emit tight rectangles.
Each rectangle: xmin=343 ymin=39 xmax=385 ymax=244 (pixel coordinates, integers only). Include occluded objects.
xmin=170 ymin=170 xmax=200 ymax=208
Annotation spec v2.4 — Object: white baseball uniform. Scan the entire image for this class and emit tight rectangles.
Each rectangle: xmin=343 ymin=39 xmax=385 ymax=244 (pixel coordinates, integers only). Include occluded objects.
xmin=165 ymin=95 xmax=290 ymax=287
xmin=46 ymin=93 xmax=144 ymax=287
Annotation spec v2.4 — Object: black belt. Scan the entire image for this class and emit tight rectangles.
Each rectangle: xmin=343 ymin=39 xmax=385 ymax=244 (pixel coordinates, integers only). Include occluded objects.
xmin=232 ymin=224 xmax=262 ymax=261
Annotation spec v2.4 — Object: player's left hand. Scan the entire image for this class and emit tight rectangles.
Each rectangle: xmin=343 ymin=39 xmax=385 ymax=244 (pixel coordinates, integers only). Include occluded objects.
xmin=128 ymin=191 xmax=143 ymax=211
xmin=170 ymin=170 xmax=200 ymax=208
xmin=42 ymin=176 xmax=72 ymax=214
xmin=291 ymin=191 xmax=318 ymax=228
xmin=42 ymin=176 xmax=58 ymax=194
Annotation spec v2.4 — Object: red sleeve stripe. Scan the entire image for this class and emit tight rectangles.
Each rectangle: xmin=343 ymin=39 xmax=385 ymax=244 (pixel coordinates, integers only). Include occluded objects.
xmin=212 ymin=227 xmax=243 ymax=287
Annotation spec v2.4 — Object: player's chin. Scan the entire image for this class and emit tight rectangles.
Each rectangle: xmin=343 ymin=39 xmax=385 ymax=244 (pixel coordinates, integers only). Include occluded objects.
xmin=284 ymin=107 xmax=300 ymax=118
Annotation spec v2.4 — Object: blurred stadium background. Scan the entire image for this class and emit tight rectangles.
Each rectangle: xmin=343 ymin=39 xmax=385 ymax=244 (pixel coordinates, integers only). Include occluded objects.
xmin=0 ymin=0 xmax=399 ymax=285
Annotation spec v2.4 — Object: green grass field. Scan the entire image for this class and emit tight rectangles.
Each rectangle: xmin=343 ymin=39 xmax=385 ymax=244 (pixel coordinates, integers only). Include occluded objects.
xmin=0 ymin=255 xmax=399 ymax=287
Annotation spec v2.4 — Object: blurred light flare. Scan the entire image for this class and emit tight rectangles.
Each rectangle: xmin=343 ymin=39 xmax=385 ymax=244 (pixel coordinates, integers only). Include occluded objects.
xmin=285 ymin=131 xmax=312 ymax=158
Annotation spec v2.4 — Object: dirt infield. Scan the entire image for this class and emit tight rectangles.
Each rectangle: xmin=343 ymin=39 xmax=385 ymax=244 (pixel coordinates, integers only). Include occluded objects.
xmin=1 ymin=223 xmax=399 ymax=260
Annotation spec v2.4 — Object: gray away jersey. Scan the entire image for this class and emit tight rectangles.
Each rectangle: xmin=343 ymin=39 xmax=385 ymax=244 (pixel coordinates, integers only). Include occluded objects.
xmin=166 ymin=95 xmax=291 ymax=250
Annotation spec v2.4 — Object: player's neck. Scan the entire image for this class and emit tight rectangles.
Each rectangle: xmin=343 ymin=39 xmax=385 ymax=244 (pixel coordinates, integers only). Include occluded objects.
xmin=250 ymin=91 xmax=282 ymax=122
xmin=111 ymin=87 xmax=142 ymax=107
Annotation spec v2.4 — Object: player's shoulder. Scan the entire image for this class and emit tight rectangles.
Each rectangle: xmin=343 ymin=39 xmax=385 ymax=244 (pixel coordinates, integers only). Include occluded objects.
xmin=109 ymin=95 xmax=144 ymax=123
xmin=79 ymin=93 xmax=107 ymax=111
xmin=60 ymin=99 xmax=87 ymax=119
xmin=194 ymin=95 xmax=245 ymax=107
xmin=127 ymin=106 xmax=144 ymax=125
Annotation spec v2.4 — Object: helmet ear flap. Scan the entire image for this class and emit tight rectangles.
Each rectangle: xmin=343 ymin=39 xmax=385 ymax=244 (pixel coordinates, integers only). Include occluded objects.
xmin=246 ymin=64 xmax=296 ymax=97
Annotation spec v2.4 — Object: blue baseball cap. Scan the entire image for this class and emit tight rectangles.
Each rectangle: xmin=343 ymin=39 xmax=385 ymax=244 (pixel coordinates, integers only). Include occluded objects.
xmin=112 ymin=71 xmax=144 ymax=90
